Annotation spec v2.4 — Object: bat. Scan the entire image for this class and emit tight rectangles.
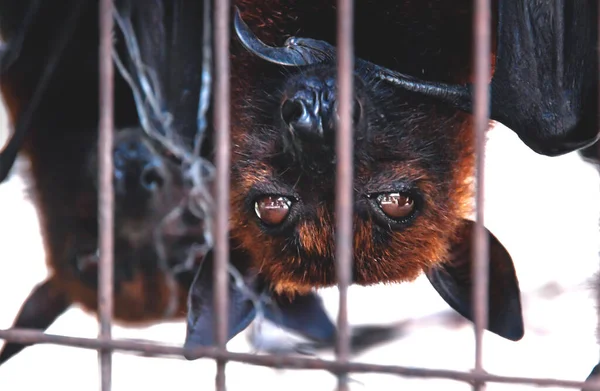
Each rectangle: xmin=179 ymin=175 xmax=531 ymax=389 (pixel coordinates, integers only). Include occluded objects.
xmin=184 ymin=0 xmax=542 ymax=352
xmin=0 ymin=0 xmax=210 ymax=365
xmin=0 ymin=0 xmax=405 ymax=366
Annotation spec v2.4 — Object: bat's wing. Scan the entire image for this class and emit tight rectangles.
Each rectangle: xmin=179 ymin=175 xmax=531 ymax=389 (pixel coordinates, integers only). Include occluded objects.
xmin=486 ymin=0 xmax=598 ymax=156
xmin=0 ymin=0 xmax=91 ymax=183
xmin=425 ymin=218 xmax=524 ymax=342
xmin=0 ymin=277 xmax=71 ymax=365
xmin=113 ymin=0 xmax=211 ymax=152
xmin=183 ymin=252 xmax=259 ymax=354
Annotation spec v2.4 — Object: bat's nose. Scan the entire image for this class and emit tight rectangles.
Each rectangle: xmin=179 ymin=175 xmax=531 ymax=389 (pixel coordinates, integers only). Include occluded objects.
xmin=280 ymin=76 xmax=361 ymax=142
xmin=113 ymin=138 xmax=165 ymax=195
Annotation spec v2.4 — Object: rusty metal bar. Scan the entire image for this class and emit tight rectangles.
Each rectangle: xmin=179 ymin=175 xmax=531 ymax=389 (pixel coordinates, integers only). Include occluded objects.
xmin=2 ymin=329 xmax=600 ymax=389
xmin=334 ymin=0 xmax=354 ymax=389
xmin=213 ymin=0 xmax=231 ymax=389
xmin=471 ymin=0 xmax=492 ymax=389
xmin=98 ymin=0 xmax=115 ymax=390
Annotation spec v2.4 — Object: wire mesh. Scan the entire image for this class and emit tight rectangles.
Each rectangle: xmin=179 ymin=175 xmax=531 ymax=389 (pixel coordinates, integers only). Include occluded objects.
xmin=0 ymin=0 xmax=599 ymax=390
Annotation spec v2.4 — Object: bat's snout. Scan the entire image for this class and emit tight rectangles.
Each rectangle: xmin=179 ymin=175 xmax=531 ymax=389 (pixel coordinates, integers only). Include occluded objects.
xmin=280 ymin=74 xmax=362 ymax=144
xmin=113 ymin=134 xmax=166 ymax=196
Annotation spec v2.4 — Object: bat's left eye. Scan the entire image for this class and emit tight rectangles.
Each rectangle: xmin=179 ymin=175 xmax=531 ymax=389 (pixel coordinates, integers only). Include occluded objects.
xmin=254 ymin=195 xmax=293 ymax=226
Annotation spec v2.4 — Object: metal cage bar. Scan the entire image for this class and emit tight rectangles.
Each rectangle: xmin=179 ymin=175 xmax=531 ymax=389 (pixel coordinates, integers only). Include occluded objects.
xmin=0 ymin=328 xmax=599 ymax=389
xmin=334 ymin=0 xmax=354 ymax=390
xmin=471 ymin=0 xmax=492 ymax=390
xmin=1 ymin=0 xmax=600 ymax=390
xmin=213 ymin=0 xmax=232 ymax=389
xmin=97 ymin=0 xmax=116 ymax=390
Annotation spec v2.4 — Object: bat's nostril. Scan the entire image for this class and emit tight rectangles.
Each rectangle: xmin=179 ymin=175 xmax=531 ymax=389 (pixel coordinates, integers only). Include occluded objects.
xmin=353 ymin=98 xmax=362 ymax=125
xmin=281 ymin=99 xmax=307 ymax=127
xmin=140 ymin=162 xmax=164 ymax=191
xmin=281 ymin=97 xmax=323 ymax=139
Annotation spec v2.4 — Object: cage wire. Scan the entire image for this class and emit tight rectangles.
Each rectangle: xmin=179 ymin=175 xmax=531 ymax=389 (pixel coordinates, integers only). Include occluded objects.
xmin=0 ymin=0 xmax=599 ymax=390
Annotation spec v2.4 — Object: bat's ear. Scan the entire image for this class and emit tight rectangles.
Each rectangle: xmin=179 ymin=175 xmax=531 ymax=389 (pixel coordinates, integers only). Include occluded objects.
xmin=424 ymin=219 xmax=524 ymax=341
xmin=0 ymin=277 xmax=70 ymax=365
xmin=183 ymin=252 xmax=258 ymax=358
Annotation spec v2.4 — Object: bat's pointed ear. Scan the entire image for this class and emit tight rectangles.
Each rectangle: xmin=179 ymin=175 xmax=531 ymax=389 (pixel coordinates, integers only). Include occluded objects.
xmin=424 ymin=219 xmax=524 ymax=341
xmin=263 ymin=290 xmax=337 ymax=343
xmin=183 ymin=252 xmax=258 ymax=358
xmin=0 ymin=277 xmax=70 ymax=365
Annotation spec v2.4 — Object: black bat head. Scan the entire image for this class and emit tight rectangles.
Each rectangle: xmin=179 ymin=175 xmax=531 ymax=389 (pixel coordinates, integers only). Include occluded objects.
xmin=210 ymin=8 xmax=525 ymax=343
xmin=68 ymin=125 xmax=205 ymax=319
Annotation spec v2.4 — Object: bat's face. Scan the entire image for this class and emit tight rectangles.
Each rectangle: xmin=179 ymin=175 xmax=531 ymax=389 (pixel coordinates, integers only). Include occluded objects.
xmin=230 ymin=62 xmax=476 ymax=296
xmin=110 ymin=127 xmax=186 ymax=247
xmin=76 ymin=127 xmax=202 ymax=305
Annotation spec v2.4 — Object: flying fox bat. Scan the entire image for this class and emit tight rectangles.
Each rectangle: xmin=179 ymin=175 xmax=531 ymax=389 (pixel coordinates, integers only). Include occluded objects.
xmin=185 ymin=0 xmax=570 ymax=351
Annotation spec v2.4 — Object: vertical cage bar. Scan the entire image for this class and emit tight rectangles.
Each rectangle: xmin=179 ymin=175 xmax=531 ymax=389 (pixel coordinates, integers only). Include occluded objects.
xmin=471 ymin=0 xmax=491 ymax=389
xmin=98 ymin=0 xmax=115 ymax=390
xmin=335 ymin=0 xmax=354 ymax=389
xmin=595 ymin=2 xmax=600 ymax=387
xmin=213 ymin=0 xmax=231 ymax=389
xmin=597 ymin=0 xmax=600 ymax=369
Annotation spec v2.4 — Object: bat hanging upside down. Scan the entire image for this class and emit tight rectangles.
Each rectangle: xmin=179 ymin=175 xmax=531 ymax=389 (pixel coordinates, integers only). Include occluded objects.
xmin=185 ymin=0 xmax=598 ymax=355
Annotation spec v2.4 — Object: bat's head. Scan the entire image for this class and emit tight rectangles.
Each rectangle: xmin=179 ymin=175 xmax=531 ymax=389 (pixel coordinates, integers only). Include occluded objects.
xmin=109 ymin=127 xmax=186 ymax=243
xmin=231 ymin=59 xmax=476 ymax=295
xmin=216 ymin=10 xmax=525 ymax=343
xmin=73 ymin=126 xmax=204 ymax=319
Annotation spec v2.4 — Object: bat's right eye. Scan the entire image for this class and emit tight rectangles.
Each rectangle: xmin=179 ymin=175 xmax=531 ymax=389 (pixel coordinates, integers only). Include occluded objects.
xmin=376 ymin=192 xmax=415 ymax=220
xmin=366 ymin=189 xmax=422 ymax=229
xmin=254 ymin=195 xmax=294 ymax=226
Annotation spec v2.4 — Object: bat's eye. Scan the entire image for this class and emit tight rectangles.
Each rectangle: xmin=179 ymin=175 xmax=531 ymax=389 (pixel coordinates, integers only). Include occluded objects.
xmin=376 ymin=192 xmax=415 ymax=220
xmin=254 ymin=195 xmax=293 ymax=226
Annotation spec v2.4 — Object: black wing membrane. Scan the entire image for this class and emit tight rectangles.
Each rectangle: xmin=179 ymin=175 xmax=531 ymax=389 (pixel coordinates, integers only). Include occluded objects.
xmin=0 ymin=0 xmax=90 ymax=183
xmin=487 ymin=0 xmax=599 ymax=156
xmin=112 ymin=0 xmax=210 ymax=151
xmin=0 ymin=278 xmax=70 ymax=365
